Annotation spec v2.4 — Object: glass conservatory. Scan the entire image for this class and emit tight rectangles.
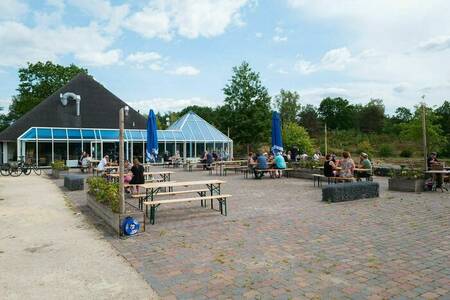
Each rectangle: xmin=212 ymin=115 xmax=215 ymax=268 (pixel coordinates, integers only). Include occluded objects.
xmin=16 ymin=112 xmax=233 ymax=166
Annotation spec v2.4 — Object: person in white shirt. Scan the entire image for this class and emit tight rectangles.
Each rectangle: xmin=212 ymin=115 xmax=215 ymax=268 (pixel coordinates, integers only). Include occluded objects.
xmin=97 ymin=155 xmax=109 ymax=171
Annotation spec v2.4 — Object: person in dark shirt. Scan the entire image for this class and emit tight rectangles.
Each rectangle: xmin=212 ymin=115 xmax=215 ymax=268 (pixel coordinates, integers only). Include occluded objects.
xmin=323 ymin=154 xmax=336 ymax=177
xmin=206 ymin=152 xmax=214 ymax=170
xmin=254 ymin=152 xmax=268 ymax=179
xmin=129 ymin=158 xmax=145 ymax=185
xmin=427 ymin=152 xmax=439 ymax=169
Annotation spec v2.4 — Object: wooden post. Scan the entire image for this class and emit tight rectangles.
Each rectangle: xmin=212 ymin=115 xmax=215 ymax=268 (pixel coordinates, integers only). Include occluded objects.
xmin=421 ymin=99 xmax=427 ymax=171
xmin=324 ymin=123 xmax=328 ymax=155
xmin=119 ymin=108 xmax=125 ymax=214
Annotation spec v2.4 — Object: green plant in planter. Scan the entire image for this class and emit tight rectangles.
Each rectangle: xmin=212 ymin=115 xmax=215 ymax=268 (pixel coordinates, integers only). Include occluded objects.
xmin=298 ymin=159 xmax=321 ymax=169
xmin=87 ymin=177 xmax=120 ymax=213
xmin=389 ymin=165 xmax=424 ymax=180
xmin=51 ymin=160 xmax=69 ymax=170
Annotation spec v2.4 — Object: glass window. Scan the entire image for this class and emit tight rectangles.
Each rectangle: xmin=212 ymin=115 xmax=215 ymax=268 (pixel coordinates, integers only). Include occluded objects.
xmin=165 ymin=142 xmax=175 ymax=157
xmin=173 ymin=131 xmax=185 ymax=141
xmin=37 ymin=128 xmax=52 ymax=139
xmin=69 ymin=142 xmax=82 ymax=160
xmin=54 ymin=142 xmax=67 ymax=161
xmin=130 ymin=130 xmax=143 ymax=141
xmin=81 ymin=129 xmax=96 ymax=139
xmin=22 ymin=128 xmax=37 ymax=139
xmin=100 ymin=130 xmax=119 ymax=140
xmin=132 ymin=142 xmax=144 ymax=163
xmin=196 ymin=142 xmax=205 ymax=158
xmin=53 ymin=129 xmax=67 ymax=139
xmin=67 ymin=129 xmax=81 ymax=139
xmin=25 ymin=142 xmax=36 ymax=163
xmin=188 ymin=121 xmax=204 ymax=140
xmin=38 ymin=142 xmax=52 ymax=166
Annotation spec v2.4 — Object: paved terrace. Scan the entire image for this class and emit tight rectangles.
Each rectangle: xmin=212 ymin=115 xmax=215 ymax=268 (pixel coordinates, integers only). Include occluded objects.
xmin=65 ymin=168 xmax=450 ymax=300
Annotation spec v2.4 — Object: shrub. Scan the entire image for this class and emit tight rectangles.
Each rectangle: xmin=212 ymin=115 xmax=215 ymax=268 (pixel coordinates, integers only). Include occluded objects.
xmin=87 ymin=177 xmax=120 ymax=213
xmin=282 ymin=122 xmax=314 ymax=155
xmin=356 ymin=140 xmax=374 ymax=156
xmin=399 ymin=149 xmax=413 ymax=158
xmin=378 ymin=144 xmax=394 ymax=157
xmin=51 ymin=160 xmax=68 ymax=171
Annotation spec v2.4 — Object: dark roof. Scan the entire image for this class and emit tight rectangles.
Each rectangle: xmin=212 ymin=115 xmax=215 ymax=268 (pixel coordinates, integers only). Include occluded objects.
xmin=0 ymin=73 xmax=147 ymax=141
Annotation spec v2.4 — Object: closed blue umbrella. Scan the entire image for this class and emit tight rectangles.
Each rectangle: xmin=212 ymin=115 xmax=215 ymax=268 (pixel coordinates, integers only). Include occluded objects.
xmin=271 ymin=111 xmax=283 ymax=154
xmin=146 ymin=109 xmax=158 ymax=162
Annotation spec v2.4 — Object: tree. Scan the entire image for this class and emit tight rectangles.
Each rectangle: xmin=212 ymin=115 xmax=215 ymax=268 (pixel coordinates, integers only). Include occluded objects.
xmin=222 ymin=61 xmax=271 ymax=148
xmin=434 ymin=101 xmax=450 ymax=136
xmin=298 ymin=104 xmax=321 ymax=136
xmin=318 ymin=97 xmax=354 ymax=130
xmin=274 ymin=89 xmax=301 ymax=125
xmin=282 ymin=122 xmax=314 ymax=155
xmin=357 ymin=99 xmax=385 ymax=133
xmin=400 ymin=106 xmax=447 ymax=153
xmin=393 ymin=107 xmax=413 ymax=123
xmin=8 ymin=61 xmax=87 ymax=121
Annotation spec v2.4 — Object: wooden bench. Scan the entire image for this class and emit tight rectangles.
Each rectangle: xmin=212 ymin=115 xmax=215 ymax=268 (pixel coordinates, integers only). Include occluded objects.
xmin=143 ymin=194 xmax=232 ymax=224
xmin=254 ymin=168 xmax=294 ymax=178
xmin=223 ymin=165 xmax=246 ymax=176
xmin=313 ymin=174 xmax=326 ymax=187
xmin=326 ymin=177 xmax=354 ymax=184
xmin=131 ymin=188 xmax=207 ymax=210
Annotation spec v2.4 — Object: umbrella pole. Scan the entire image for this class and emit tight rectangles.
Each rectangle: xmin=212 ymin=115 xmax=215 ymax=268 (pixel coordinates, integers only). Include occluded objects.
xmin=119 ymin=108 xmax=125 ymax=214
xmin=421 ymin=101 xmax=427 ymax=171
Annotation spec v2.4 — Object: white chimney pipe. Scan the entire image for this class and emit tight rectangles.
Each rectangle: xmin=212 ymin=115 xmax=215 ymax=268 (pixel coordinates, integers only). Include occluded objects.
xmin=60 ymin=92 xmax=81 ymax=116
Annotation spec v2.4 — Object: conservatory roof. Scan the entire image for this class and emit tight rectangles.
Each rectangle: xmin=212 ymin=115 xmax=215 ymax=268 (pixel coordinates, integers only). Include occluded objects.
xmin=18 ymin=112 xmax=232 ymax=143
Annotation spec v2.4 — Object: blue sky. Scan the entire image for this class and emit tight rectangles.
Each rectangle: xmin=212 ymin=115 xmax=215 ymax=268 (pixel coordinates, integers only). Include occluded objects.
xmin=1 ymin=0 xmax=450 ymax=115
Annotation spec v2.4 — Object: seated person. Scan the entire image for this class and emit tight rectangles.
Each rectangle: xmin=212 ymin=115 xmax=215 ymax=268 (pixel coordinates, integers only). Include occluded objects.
xmin=97 ymin=155 xmax=109 ymax=173
xmin=247 ymin=152 xmax=256 ymax=170
xmin=323 ymin=154 xmax=336 ymax=177
xmin=274 ymin=152 xmax=287 ymax=178
xmin=427 ymin=152 xmax=444 ymax=189
xmin=254 ymin=152 xmax=268 ymax=179
xmin=338 ymin=151 xmax=355 ymax=179
xmin=163 ymin=151 xmax=170 ymax=163
xmin=356 ymin=153 xmax=373 ymax=180
xmin=427 ymin=152 xmax=439 ymax=169
xmin=206 ymin=151 xmax=214 ymax=170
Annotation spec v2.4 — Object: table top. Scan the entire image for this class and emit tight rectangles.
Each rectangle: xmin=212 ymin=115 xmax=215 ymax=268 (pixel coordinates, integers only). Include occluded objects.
xmin=354 ymin=168 xmax=371 ymax=172
xmin=138 ymin=179 xmax=225 ymax=189
xmin=426 ymin=170 xmax=450 ymax=174
xmin=107 ymin=171 xmax=174 ymax=177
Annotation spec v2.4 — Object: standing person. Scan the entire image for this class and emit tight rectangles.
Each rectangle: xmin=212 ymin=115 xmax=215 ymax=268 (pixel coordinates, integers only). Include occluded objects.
xmin=254 ymin=152 xmax=268 ymax=179
xmin=291 ymin=147 xmax=299 ymax=162
xmin=206 ymin=151 xmax=214 ymax=170
xmin=427 ymin=152 xmax=439 ymax=169
xmin=129 ymin=158 xmax=145 ymax=193
xmin=323 ymin=154 xmax=337 ymax=177
xmin=338 ymin=151 xmax=355 ymax=179
xmin=78 ymin=151 xmax=87 ymax=168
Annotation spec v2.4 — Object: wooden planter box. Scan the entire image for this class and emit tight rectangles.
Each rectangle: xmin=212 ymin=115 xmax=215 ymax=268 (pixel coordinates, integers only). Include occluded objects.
xmin=86 ymin=194 xmax=145 ymax=235
xmin=388 ymin=178 xmax=424 ymax=193
xmin=289 ymin=168 xmax=318 ymax=180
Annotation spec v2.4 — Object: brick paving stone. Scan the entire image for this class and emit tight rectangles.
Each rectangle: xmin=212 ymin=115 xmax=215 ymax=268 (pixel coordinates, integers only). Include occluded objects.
xmin=69 ymin=168 xmax=450 ymax=299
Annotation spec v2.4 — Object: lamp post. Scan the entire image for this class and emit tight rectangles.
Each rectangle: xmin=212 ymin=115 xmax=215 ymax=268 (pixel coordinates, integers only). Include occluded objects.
xmin=119 ymin=106 xmax=129 ymax=214
xmin=421 ymin=96 xmax=427 ymax=171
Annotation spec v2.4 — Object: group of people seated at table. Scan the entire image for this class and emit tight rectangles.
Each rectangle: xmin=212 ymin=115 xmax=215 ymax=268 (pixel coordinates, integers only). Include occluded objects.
xmin=96 ymin=154 xmax=145 ymax=190
xmin=248 ymin=151 xmax=287 ymax=179
xmin=163 ymin=151 xmax=181 ymax=165
xmin=323 ymin=151 xmax=372 ymax=180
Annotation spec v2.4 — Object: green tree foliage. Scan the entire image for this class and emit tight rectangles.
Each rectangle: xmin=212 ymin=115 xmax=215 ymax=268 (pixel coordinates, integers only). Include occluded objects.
xmin=358 ymin=99 xmax=385 ymax=133
xmin=274 ymin=89 xmax=301 ymax=125
xmin=8 ymin=61 xmax=87 ymax=121
xmin=298 ymin=104 xmax=321 ymax=135
xmin=318 ymin=97 xmax=354 ymax=130
xmin=400 ymin=106 xmax=447 ymax=153
xmin=282 ymin=122 xmax=314 ymax=155
xmin=222 ymin=61 xmax=271 ymax=147
xmin=393 ymin=107 xmax=413 ymax=123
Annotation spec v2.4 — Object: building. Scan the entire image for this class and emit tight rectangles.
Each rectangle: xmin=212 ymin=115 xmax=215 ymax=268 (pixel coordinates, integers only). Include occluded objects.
xmin=0 ymin=73 xmax=232 ymax=165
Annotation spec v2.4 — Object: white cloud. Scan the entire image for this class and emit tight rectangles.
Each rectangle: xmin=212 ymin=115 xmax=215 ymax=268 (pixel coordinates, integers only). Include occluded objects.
xmin=125 ymin=0 xmax=250 ymax=40
xmin=126 ymin=52 xmax=162 ymax=64
xmin=0 ymin=99 xmax=11 ymax=113
xmin=129 ymin=97 xmax=215 ymax=113
xmin=295 ymin=47 xmax=352 ymax=74
xmin=418 ymin=35 xmax=450 ymax=52
xmin=170 ymin=66 xmax=200 ymax=76
xmin=272 ymin=26 xmax=288 ymax=43
xmin=0 ymin=21 xmax=118 ymax=67
xmin=0 ymin=0 xmax=28 ymax=21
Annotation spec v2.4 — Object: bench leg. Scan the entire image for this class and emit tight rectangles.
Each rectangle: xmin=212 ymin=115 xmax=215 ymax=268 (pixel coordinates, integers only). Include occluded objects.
xmin=223 ymin=199 xmax=227 ymax=216
xmin=149 ymin=206 xmax=156 ymax=225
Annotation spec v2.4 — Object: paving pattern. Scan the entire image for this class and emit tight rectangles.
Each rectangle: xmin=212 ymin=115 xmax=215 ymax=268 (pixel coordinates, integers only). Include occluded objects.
xmin=70 ymin=168 xmax=450 ymax=299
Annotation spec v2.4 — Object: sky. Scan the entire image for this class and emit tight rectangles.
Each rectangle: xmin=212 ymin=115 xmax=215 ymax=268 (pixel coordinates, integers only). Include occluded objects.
xmin=1 ymin=0 xmax=450 ymax=115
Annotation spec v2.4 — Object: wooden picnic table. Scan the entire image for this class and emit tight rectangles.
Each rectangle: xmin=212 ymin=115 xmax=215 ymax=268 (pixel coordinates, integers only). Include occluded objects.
xmin=212 ymin=160 xmax=246 ymax=176
xmin=426 ymin=170 xmax=450 ymax=191
xmin=107 ymin=171 xmax=174 ymax=182
xmin=138 ymin=179 xmax=225 ymax=202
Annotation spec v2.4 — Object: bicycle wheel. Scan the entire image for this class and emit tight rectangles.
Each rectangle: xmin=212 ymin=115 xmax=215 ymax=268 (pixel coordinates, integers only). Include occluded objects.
xmin=9 ymin=166 xmax=22 ymax=177
xmin=23 ymin=166 xmax=32 ymax=175
xmin=0 ymin=164 xmax=10 ymax=176
xmin=33 ymin=165 xmax=41 ymax=175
